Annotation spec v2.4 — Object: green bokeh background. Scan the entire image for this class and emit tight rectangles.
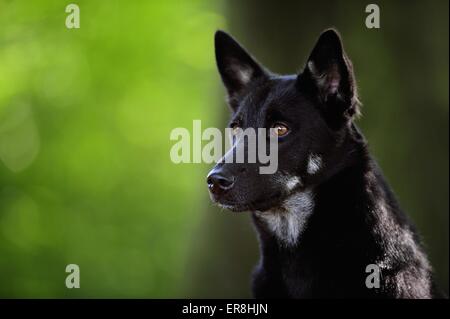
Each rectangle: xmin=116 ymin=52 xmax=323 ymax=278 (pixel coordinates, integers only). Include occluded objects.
xmin=0 ymin=0 xmax=448 ymax=298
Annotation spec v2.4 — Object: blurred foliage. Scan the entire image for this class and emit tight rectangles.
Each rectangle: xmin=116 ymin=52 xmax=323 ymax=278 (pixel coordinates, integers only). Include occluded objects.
xmin=0 ymin=0 xmax=448 ymax=298
xmin=0 ymin=0 xmax=224 ymax=297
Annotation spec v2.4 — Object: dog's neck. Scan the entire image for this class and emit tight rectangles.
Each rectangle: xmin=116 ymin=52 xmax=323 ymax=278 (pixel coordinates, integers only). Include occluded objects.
xmin=253 ymin=189 xmax=315 ymax=247
xmin=253 ymin=124 xmax=367 ymax=248
xmin=250 ymin=156 xmax=371 ymax=277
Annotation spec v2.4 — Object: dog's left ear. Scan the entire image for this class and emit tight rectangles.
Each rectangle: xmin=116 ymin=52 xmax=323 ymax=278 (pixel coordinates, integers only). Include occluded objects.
xmin=215 ymin=30 xmax=267 ymax=111
xmin=298 ymin=29 xmax=360 ymax=128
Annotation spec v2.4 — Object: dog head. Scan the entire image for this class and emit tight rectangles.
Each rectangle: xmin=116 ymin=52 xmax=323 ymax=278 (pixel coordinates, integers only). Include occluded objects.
xmin=207 ymin=29 xmax=361 ymax=212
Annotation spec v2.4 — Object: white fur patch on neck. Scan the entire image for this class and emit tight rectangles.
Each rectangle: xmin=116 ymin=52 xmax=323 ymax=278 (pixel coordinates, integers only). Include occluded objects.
xmin=307 ymin=153 xmax=322 ymax=175
xmin=285 ymin=176 xmax=301 ymax=191
xmin=256 ymin=189 xmax=315 ymax=247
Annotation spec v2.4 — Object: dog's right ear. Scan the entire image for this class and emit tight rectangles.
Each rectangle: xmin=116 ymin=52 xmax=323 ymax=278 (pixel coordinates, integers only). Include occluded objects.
xmin=215 ymin=30 xmax=267 ymax=110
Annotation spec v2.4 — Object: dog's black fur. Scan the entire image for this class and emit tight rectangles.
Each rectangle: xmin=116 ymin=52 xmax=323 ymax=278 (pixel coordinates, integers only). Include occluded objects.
xmin=207 ymin=29 xmax=441 ymax=298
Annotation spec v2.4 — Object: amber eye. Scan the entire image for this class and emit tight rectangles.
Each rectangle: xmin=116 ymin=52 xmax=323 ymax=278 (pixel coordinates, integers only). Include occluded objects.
xmin=272 ymin=123 xmax=289 ymax=137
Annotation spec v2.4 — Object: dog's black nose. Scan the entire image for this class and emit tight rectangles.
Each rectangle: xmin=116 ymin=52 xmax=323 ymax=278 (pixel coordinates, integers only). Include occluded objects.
xmin=207 ymin=172 xmax=235 ymax=194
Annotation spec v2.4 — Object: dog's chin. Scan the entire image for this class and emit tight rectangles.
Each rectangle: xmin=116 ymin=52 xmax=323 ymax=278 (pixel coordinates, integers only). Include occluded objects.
xmin=213 ymin=192 xmax=284 ymax=213
xmin=216 ymin=202 xmax=249 ymax=212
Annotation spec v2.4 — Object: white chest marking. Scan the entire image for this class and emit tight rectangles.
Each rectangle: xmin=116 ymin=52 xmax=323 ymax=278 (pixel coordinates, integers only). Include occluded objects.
xmin=256 ymin=190 xmax=315 ymax=246
xmin=285 ymin=176 xmax=301 ymax=191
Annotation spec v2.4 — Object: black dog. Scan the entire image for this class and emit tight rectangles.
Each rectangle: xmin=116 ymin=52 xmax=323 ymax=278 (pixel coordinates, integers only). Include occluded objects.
xmin=207 ymin=29 xmax=440 ymax=298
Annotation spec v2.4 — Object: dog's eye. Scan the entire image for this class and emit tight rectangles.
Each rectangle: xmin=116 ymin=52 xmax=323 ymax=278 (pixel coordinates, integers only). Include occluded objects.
xmin=272 ymin=123 xmax=289 ymax=137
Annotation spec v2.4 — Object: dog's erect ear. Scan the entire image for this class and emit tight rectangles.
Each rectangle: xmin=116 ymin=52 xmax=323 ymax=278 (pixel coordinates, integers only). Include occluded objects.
xmin=215 ymin=30 xmax=267 ymax=110
xmin=298 ymin=29 xmax=360 ymax=128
